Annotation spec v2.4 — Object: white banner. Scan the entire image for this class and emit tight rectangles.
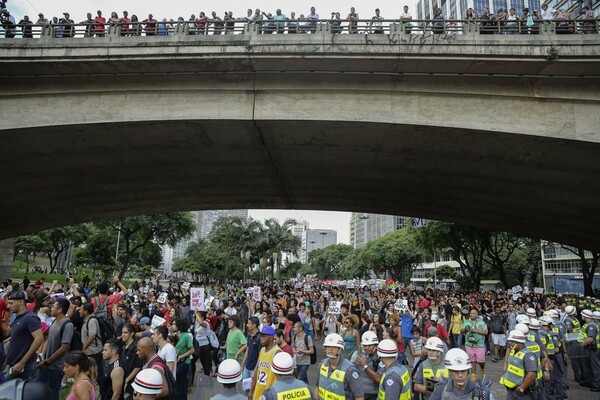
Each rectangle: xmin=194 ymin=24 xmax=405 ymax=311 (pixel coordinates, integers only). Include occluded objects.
xmin=512 ymin=293 xmax=521 ymax=301
xmin=253 ymin=286 xmax=262 ymax=302
xmin=523 ymin=287 xmax=530 ymax=295
xmin=328 ymin=301 xmax=342 ymax=315
xmin=534 ymin=287 xmax=544 ymax=294
xmin=151 ymin=315 xmax=165 ymax=330
xmin=190 ymin=287 xmax=206 ymax=311
xmin=181 ymin=282 xmax=190 ymax=290
xmin=157 ymin=292 xmax=168 ymax=304
xmin=322 ymin=290 xmax=330 ymax=298
xmin=512 ymin=285 xmax=523 ymax=293
xmin=395 ymin=299 xmax=409 ymax=312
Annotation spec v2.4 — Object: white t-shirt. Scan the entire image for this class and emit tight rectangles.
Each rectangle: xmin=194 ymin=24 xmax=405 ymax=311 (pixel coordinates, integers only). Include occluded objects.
xmin=158 ymin=343 xmax=178 ymax=377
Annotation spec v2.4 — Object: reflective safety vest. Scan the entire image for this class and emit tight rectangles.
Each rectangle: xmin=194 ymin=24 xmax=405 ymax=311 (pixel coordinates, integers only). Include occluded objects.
xmin=269 ymin=377 xmax=312 ymax=400
xmin=420 ymin=359 xmax=449 ymax=392
xmin=439 ymin=378 xmax=492 ymax=400
xmin=539 ymin=329 xmax=555 ymax=355
xmin=524 ymin=335 xmax=542 ymax=380
xmin=500 ymin=349 xmax=532 ymax=389
xmin=317 ymin=357 xmax=352 ymax=400
xmin=577 ymin=323 xmax=588 ymax=344
xmin=585 ymin=322 xmax=600 ymax=349
xmin=378 ymin=361 xmax=411 ymax=400
xmin=549 ymin=327 xmax=561 ymax=349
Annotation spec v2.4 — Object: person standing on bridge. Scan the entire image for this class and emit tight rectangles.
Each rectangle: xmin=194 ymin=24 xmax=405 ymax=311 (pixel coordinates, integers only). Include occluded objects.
xmin=261 ymin=352 xmax=314 ymax=400
xmin=347 ymin=7 xmax=360 ymax=33
xmin=94 ymin=10 xmax=106 ymax=37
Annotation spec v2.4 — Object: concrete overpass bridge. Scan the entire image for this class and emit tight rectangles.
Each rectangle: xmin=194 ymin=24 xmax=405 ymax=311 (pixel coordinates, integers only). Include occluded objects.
xmin=1 ymin=25 xmax=599 ymax=265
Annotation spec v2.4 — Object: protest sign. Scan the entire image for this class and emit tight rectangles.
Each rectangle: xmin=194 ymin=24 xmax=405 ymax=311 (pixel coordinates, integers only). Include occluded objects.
xmin=151 ymin=315 xmax=165 ymax=330
xmin=322 ymin=290 xmax=330 ymax=298
xmin=523 ymin=287 xmax=530 ymax=295
xmin=512 ymin=285 xmax=523 ymax=293
xmin=181 ymin=282 xmax=190 ymax=290
xmin=395 ymin=299 xmax=409 ymax=312
xmin=190 ymin=287 xmax=206 ymax=311
xmin=304 ymin=285 xmax=311 ymax=292
xmin=253 ymin=286 xmax=262 ymax=302
xmin=328 ymin=301 xmax=342 ymax=316
xmin=507 ymin=288 xmax=514 ymax=295
xmin=512 ymin=293 xmax=520 ymax=301
xmin=534 ymin=287 xmax=544 ymax=294
xmin=157 ymin=292 xmax=168 ymax=304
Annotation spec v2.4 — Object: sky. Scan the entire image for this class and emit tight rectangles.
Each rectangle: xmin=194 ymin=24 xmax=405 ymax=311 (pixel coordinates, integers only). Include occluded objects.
xmin=7 ymin=0 xmax=420 ymax=245
xmin=11 ymin=1 xmax=419 ymax=20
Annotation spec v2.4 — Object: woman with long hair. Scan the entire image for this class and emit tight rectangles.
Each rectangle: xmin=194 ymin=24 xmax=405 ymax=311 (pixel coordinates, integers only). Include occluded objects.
xmin=341 ymin=315 xmax=361 ymax=361
xmin=63 ymin=351 xmax=96 ymax=400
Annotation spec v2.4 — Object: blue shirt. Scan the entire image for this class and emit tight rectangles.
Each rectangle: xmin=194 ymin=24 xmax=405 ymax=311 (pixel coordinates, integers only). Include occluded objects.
xmin=7 ymin=310 xmax=41 ymax=366
xmin=245 ymin=331 xmax=262 ymax=370
xmin=401 ymin=314 xmax=414 ymax=339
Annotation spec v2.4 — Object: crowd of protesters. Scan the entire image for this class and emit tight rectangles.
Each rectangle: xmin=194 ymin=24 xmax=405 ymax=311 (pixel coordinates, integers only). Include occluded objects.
xmin=1 ymin=3 xmax=598 ymax=38
xmin=2 ymin=273 xmax=600 ymax=399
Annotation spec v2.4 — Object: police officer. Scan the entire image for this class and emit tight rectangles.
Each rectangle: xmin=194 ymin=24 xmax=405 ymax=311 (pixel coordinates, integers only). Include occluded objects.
xmin=376 ymin=339 xmax=411 ymax=400
xmin=543 ymin=313 xmax=567 ymax=399
xmin=500 ymin=330 xmax=538 ymax=400
xmin=211 ymin=359 xmax=246 ymax=400
xmin=527 ymin=318 xmax=551 ymax=400
xmin=564 ymin=305 xmax=584 ymax=384
xmin=314 ymin=333 xmax=365 ymax=400
xmin=131 ymin=368 xmax=163 ymax=400
xmin=355 ymin=331 xmax=384 ymax=400
xmin=414 ymin=337 xmax=448 ymax=400
xmin=580 ymin=309 xmax=600 ymax=391
xmin=430 ymin=348 xmax=492 ymax=400
xmin=261 ymin=352 xmax=313 ymax=400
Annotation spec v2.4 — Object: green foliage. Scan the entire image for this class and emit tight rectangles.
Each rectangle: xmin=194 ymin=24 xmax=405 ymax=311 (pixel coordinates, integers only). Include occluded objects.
xmin=39 ymin=224 xmax=92 ymax=273
xmin=434 ymin=264 xmax=457 ymax=281
xmin=14 ymin=234 xmax=50 ymax=272
xmin=97 ymin=212 xmax=196 ymax=279
xmin=361 ymin=229 xmax=423 ymax=282
xmin=308 ymin=244 xmax=354 ymax=279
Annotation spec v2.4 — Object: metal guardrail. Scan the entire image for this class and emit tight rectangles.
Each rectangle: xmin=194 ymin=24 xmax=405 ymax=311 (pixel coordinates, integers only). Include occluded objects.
xmin=1 ymin=19 xmax=598 ymax=39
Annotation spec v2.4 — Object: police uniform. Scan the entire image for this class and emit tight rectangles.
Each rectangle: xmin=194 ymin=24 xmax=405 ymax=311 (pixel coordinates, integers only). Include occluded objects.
xmin=429 ymin=378 xmax=492 ymax=400
xmin=547 ymin=323 xmax=566 ymax=399
xmin=582 ymin=321 xmax=600 ymax=390
xmin=414 ymin=358 xmax=449 ymax=400
xmin=211 ymin=388 xmax=247 ymax=400
xmin=316 ymin=357 xmax=364 ymax=400
xmin=356 ymin=352 xmax=384 ymax=400
xmin=377 ymin=360 xmax=410 ymax=400
xmin=260 ymin=376 xmax=313 ymax=400
xmin=500 ymin=348 xmax=538 ymax=400
xmin=564 ymin=315 xmax=584 ymax=383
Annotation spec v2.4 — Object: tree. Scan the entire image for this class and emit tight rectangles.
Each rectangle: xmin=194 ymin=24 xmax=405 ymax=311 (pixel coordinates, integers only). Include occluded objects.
xmin=415 ymin=221 xmax=489 ymax=290
xmin=260 ymin=218 xmax=301 ymax=281
xmin=177 ymin=239 xmax=243 ymax=282
xmin=14 ymin=234 xmax=50 ymax=273
xmin=361 ymin=229 xmax=423 ymax=282
xmin=556 ymin=244 xmax=599 ymax=297
xmin=40 ymin=224 xmax=91 ymax=273
xmin=97 ymin=213 xmax=195 ymax=279
xmin=72 ymin=225 xmax=118 ymax=279
xmin=340 ymin=248 xmax=370 ymax=279
xmin=308 ymin=244 xmax=354 ymax=279
xmin=484 ymin=232 xmax=527 ymax=289
xmin=435 ymin=264 xmax=457 ymax=281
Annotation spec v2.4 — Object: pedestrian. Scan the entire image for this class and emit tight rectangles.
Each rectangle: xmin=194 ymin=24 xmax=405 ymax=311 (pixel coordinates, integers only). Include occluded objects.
xmin=99 ymin=338 xmax=124 ymax=400
xmin=291 ymin=321 xmax=314 ymax=384
xmin=63 ymin=351 xmax=97 ymax=400
xmin=5 ymin=289 xmax=44 ymax=380
xmin=461 ymin=308 xmax=488 ymax=381
xmin=249 ymin=326 xmax=281 ymax=400
xmin=131 ymin=368 xmax=163 ymax=400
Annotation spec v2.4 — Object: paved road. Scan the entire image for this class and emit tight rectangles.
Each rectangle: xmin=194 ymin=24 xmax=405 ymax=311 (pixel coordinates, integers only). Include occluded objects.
xmin=190 ymin=339 xmax=593 ymax=399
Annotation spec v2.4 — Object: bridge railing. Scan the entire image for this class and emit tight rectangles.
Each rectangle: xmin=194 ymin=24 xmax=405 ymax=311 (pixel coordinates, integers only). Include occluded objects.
xmin=1 ymin=18 xmax=598 ymax=39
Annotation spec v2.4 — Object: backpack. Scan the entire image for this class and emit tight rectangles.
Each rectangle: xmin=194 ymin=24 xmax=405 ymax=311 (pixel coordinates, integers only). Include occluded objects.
xmin=59 ymin=320 xmax=83 ymax=351
xmin=148 ymin=355 xmax=177 ymax=400
xmin=86 ymin=315 xmax=116 ymax=345
xmin=303 ymin=335 xmax=317 ymax=365
xmin=93 ymin=295 xmax=110 ymax=320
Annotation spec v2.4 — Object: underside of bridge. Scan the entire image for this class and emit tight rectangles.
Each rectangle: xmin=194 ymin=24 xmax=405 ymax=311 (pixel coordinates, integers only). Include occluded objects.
xmin=1 ymin=119 xmax=599 ymax=250
xmin=1 ymin=34 xmax=599 ymax=250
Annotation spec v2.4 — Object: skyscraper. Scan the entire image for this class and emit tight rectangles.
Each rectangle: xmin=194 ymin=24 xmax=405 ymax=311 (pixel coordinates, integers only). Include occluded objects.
xmin=350 ymin=213 xmax=408 ymax=249
xmin=197 ymin=209 xmax=249 ymax=239
xmin=302 ymin=229 xmax=337 ymax=262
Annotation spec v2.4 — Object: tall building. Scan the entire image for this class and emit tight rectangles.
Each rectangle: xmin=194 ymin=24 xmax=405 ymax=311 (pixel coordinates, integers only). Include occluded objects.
xmin=197 ymin=209 xmax=249 ymax=239
xmin=349 ymin=213 xmax=409 ymax=249
xmin=541 ymin=241 xmax=600 ymax=294
xmin=159 ymin=211 xmax=200 ymax=275
xmin=417 ymin=0 xmax=542 ymax=18
xmin=302 ymin=229 xmax=337 ymax=262
xmin=289 ymin=220 xmax=309 ymax=263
